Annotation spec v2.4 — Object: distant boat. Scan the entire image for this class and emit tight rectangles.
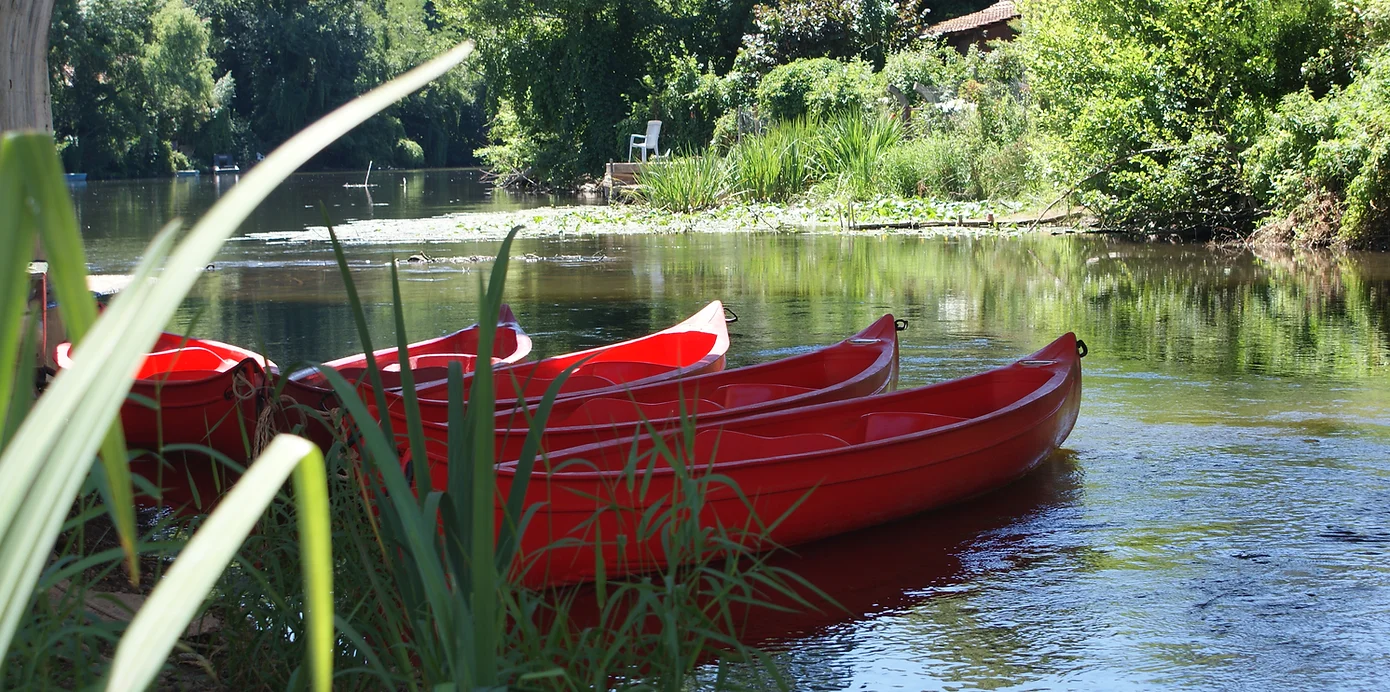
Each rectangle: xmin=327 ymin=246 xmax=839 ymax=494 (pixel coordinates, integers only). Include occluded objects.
xmin=64 ymin=173 xmax=87 ymax=183
xmin=175 ymin=169 xmax=200 ymax=177
xmin=212 ymin=153 xmax=240 ymax=174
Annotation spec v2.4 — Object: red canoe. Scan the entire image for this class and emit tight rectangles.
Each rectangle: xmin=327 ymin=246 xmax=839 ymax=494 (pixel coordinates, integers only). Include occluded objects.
xmin=404 ymin=314 xmax=902 ymax=483
xmin=379 ymin=301 xmax=731 ymax=429
xmin=55 ymin=332 xmax=276 ymax=461
xmin=279 ymin=304 xmax=533 ymax=445
xmin=495 ymin=333 xmax=1084 ymax=587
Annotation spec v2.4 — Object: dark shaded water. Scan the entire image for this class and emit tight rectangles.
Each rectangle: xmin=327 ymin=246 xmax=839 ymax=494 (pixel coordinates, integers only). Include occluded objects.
xmin=76 ymin=171 xmax=1390 ymax=689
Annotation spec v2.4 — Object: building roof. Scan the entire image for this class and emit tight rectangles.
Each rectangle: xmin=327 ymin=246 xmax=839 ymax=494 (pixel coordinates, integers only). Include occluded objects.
xmin=925 ymin=0 xmax=1020 ymax=36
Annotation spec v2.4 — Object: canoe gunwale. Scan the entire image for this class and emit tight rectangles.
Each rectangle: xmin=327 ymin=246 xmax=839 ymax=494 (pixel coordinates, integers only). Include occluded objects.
xmin=482 ymin=313 xmax=899 ymax=438
xmin=403 ymin=300 xmax=733 ymax=410
xmin=498 ymin=332 xmax=1081 ymax=481
xmin=281 ymin=303 xmax=532 ymax=393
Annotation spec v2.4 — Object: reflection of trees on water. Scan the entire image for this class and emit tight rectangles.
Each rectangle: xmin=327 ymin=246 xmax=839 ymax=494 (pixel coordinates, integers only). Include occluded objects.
xmin=162 ymin=233 xmax=1387 ymax=381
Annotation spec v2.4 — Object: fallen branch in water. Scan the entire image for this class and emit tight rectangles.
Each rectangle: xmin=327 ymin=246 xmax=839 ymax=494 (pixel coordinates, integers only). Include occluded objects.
xmin=851 ymin=209 xmax=1084 ymax=230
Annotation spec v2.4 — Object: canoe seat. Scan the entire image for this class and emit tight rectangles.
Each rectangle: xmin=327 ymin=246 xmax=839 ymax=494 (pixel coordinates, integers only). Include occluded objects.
xmin=146 ymin=369 xmax=226 ymax=383
xmin=384 ymin=354 xmax=477 ymax=373
xmin=860 ymin=412 xmax=967 ymax=443
xmin=136 ymin=347 xmax=237 ymax=380
xmin=576 ymin=361 xmax=673 ymax=384
xmin=714 ymin=383 xmax=814 ymax=409
xmin=557 ymin=397 xmax=723 ymax=427
xmin=691 ymin=429 xmax=848 ymax=464
xmin=510 ymin=374 xmax=618 ymax=399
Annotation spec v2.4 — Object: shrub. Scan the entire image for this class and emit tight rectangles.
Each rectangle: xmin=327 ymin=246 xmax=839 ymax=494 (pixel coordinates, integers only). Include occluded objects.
xmin=1246 ymin=47 xmax=1390 ymax=246
xmin=756 ymin=58 xmax=842 ymax=121
xmin=805 ymin=59 xmax=879 ymax=120
xmin=733 ymin=0 xmax=905 ymax=72
xmin=395 ymin=138 xmax=425 ymax=167
xmin=756 ymin=57 xmax=878 ymax=122
xmin=1022 ymin=0 xmax=1365 ymax=235
xmin=474 ymin=101 xmax=545 ymax=177
xmin=880 ymin=43 xmax=967 ymax=101
xmin=622 ymin=54 xmax=736 ymax=156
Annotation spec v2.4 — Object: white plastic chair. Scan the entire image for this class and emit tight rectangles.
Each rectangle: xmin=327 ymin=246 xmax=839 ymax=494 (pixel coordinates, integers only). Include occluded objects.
xmin=628 ymin=120 xmax=663 ymax=162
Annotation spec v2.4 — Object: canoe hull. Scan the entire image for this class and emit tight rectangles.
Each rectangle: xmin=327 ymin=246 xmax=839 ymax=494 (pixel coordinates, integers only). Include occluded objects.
xmin=280 ymin=305 xmax=532 ymax=448
xmin=404 ymin=315 xmax=902 ymax=487
xmin=385 ymin=301 xmax=732 ymax=430
xmin=499 ymin=334 xmax=1083 ymax=587
xmin=56 ymin=333 xmax=275 ymax=510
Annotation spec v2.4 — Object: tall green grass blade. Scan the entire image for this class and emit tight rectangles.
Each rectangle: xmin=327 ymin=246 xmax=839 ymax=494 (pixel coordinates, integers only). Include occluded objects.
xmin=290 ymin=436 xmax=334 ymax=692
xmin=0 ymin=216 xmax=179 ymax=666
xmin=2 ymin=316 xmax=40 ymax=448
xmin=106 ymin=435 xmax=330 ymax=692
xmin=388 ymin=258 xmax=431 ymax=496
xmin=314 ymin=367 xmax=464 ymax=673
xmin=0 ymin=137 xmax=34 ymax=432
xmin=465 ymin=234 xmax=512 ymax=688
xmin=324 ymin=218 xmax=396 ymax=444
xmin=13 ymin=135 xmax=141 ymax=580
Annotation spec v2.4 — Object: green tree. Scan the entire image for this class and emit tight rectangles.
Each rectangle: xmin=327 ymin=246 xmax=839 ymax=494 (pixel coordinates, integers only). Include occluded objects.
xmin=443 ymin=0 xmax=758 ymax=181
xmin=49 ymin=0 xmax=218 ymax=176
xmin=143 ymin=0 xmax=217 ymax=144
xmin=1021 ymin=0 xmax=1362 ymax=236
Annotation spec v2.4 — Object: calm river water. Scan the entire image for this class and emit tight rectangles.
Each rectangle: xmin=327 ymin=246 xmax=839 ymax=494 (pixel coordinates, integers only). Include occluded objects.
xmin=73 ymin=170 xmax=1390 ymax=690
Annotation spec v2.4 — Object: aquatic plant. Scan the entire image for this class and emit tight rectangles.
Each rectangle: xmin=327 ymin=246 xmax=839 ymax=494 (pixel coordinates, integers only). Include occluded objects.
xmin=633 ymin=155 xmax=731 ymax=212
xmin=812 ymin=112 xmax=903 ymax=200
xmin=728 ymin=118 xmax=817 ymax=201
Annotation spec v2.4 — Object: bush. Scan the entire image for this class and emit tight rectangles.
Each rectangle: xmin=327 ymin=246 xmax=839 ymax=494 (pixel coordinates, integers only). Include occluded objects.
xmin=1022 ymin=0 xmax=1364 ymax=235
xmin=733 ymin=0 xmax=905 ymax=73
xmin=805 ymin=59 xmax=879 ymax=120
xmin=622 ymin=54 xmax=739 ymax=157
xmin=756 ymin=58 xmax=878 ymax=122
xmin=395 ymin=138 xmax=425 ymax=167
xmin=1246 ymin=47 xmax=1390 ymax=245
xmin=880 ymin=43 xmax=967 ymax=101
xmin=475 ymin=101 xmax=544 ymax=176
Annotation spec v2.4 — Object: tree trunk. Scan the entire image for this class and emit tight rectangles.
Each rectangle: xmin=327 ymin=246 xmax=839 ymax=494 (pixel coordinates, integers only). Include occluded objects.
xmin=1 ymin=0 xmax=56 ymax=133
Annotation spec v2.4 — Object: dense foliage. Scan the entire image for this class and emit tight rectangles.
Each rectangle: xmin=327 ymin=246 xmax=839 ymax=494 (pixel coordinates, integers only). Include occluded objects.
xmin=50 ymin=0 xmax=219 ymax=176
xmin=1020 ymin=0 xmax=1371 ymax=240
xmin=49 ymin=0 xmax=485 ymax=177
xmin=1244 ymin=9 xmax=1390 ymax=246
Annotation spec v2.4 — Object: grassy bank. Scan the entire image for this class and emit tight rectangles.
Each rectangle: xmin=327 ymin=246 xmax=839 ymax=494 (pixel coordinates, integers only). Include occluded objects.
xmin=630 ymin=104 xmax=1055 ymax=220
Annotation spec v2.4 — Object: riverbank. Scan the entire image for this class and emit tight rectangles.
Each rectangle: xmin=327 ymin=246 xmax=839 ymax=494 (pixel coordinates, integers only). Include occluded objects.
xmin=246 ymin=195 xmax=1086 ymax=245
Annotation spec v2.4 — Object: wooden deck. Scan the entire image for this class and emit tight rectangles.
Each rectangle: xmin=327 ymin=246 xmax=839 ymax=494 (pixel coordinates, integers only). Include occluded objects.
xmin=602 ymin=161 xmax=644 ymax=197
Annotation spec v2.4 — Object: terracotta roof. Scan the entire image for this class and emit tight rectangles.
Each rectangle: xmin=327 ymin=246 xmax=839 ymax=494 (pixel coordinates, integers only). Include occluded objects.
xmin=925 ymin=0 xmax=1020 ymax=36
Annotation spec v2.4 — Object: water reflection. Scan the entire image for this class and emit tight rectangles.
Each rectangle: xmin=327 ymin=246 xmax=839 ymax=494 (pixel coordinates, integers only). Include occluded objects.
xmin=71 ymin=181 xmax=1390 ymax=689
xmin=73 ymin=168 xmax=591 ymax=267
xmin=742 ymin=449 xmax=1083 ymax=646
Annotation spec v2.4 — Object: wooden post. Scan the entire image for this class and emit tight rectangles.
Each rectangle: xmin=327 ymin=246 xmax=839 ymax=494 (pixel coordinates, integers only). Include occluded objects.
xmin=886 ymin=85 xmax=910 ymax=124
xmin=1 ymin=0 xmax=57 ymax=133
xmin=912 ymin=82 xmax=939 ymax=105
